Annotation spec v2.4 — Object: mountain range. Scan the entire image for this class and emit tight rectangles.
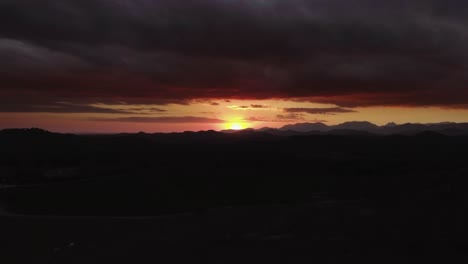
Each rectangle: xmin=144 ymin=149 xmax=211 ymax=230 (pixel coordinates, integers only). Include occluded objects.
xmin=256 ymin=121 xmax=468 ymax=136
xmin=3 ymin=121 xmax=468 ymax=137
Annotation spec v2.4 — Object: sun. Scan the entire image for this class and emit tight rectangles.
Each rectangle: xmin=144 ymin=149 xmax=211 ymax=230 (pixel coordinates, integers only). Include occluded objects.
xmin=229 ymin=122 xmax=244 ymax=130
xmin=224 ymin=121 xmax=248 ymax=130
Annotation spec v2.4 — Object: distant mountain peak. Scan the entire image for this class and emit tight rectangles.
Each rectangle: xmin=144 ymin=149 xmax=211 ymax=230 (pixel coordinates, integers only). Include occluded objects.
xmin=260 ymin=121 xmax=468 ymax=136
xmin=280 ymin=122 xmax=329 ymax=132
xmin=334 ymin=121 xmax=378 ymax=131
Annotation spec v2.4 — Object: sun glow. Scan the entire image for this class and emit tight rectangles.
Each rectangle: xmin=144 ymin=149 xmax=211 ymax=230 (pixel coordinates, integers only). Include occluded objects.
xmin=230 ymin=123 xmax=244 ymax=130
xmin=224 ymin=120 xmax=248 ymax=130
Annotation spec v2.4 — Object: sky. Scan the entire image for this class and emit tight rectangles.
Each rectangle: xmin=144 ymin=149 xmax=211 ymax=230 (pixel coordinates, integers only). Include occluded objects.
xmin=1 ymin=0 xmax=468 ymax=133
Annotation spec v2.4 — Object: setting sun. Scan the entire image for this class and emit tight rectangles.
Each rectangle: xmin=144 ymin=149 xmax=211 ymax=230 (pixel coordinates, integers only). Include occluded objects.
xmin=230 ymin=123 xmax=243 ymax=130
xmin=225 ymin=121 xmax=247 ymax=130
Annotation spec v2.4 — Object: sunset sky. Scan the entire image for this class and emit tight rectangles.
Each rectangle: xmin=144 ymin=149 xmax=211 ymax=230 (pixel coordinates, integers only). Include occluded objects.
xmin=2 ymin=0 xmax=468 ymax=133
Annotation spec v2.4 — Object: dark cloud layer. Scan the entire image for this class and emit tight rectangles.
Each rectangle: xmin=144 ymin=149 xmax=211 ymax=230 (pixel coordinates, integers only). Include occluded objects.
xmin=1 ymin=0 xmax=468 ymax=110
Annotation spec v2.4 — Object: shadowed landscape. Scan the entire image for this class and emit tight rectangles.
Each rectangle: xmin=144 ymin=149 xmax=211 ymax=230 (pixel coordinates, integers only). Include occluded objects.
xmin=2 ymin=125 xmax=468 ymax=263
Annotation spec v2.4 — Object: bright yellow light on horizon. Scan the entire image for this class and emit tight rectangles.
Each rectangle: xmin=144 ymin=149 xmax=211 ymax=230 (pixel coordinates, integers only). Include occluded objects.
xmin=224 ymin=119 xmax=249 ymax=130
xmin=230 ymin=123 xmax=244 ymax=130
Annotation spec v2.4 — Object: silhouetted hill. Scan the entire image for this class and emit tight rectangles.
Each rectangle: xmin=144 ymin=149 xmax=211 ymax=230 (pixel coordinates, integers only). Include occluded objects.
xmin=326 ymin=129 xmax=377 ymax=136
xmin=0 ymin=127 xmax=54 ymax=137
xmin=2 ymin=126 xmax=468 ymax=264
xmin=414 ymin=130 xmax=447 ymax=138
xmin=1 ymin=126 xmax=467 ymax=217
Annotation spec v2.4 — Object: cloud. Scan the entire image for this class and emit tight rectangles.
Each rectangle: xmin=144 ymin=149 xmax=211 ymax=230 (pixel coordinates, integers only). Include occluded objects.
xmin=276 ymin=113 xmax=304 ymax=121
xmin=0 ymin=101 xmax=132 ymax=114
xmin=129 ymin=107 xmax=167 ymax=113
xmin=92 ymin=116 xmax=225 ymax=123
xmin=284 ymin=107 xmax=356 ymax=115
xmin=0 ymin=98 xmax=171 ymax=114
xmin=250 ymin=104 xmax=267 ymax=108
xmin=2 ymin=0 xmax=468 ymax=110
xmin=244 ymin=116 xmax=272 ymax=122
xmin=245 ymin=114 xmax=305 ymax=122
xmin=229 ymin=104 xmax=270 ymax=110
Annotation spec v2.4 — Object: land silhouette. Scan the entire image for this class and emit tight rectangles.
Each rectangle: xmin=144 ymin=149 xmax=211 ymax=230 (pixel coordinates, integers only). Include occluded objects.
xmin=1 ymin=123 xmax=468 ymax=263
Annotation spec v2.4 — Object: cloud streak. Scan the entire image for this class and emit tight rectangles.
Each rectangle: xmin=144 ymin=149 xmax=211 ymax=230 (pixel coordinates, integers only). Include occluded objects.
xmin=92 ymin=116 xmax=225 ymax=123
xmin=0 ymin=101 xmax=132 ymax=114
xmin=229 ymin=104 xmax=270 ymax=110
xmin=284 ymin=107 xmax=356 ymax=115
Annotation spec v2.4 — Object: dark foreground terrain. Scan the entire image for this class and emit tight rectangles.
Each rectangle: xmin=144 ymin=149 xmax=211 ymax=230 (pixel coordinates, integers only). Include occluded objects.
xmin=1 ymin=128 xmax=468 ymax=263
